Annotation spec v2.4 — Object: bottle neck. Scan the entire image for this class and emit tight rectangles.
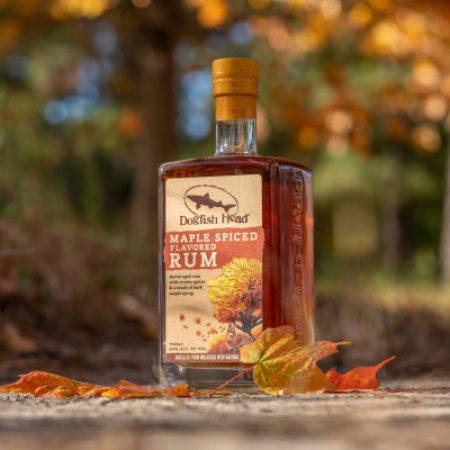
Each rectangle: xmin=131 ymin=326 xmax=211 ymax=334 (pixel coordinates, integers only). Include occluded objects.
xmin=215 ymin=118 xmax=258 ymax=156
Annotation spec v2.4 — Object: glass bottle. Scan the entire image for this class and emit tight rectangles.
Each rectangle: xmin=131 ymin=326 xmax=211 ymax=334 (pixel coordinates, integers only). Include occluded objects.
xmin=159 ymin=58 xmax=314 ymax=390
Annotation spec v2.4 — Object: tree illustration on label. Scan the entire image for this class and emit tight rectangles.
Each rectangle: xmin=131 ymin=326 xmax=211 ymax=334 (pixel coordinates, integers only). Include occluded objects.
xmin=206 ymin=258 xmax=262 ymax=350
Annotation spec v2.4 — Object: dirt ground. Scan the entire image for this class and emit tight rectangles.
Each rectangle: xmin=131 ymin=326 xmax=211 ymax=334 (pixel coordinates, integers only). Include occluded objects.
xmin=1 ymin=378 xmax=450 ymax=450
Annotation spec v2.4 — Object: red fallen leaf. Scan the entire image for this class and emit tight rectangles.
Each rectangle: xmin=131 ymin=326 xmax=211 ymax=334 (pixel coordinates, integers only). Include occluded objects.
xmin=325 ymin=356 xmax=396 ymax=390
xmin=77 ymin=385 xmax=98 ymax=395
xmin=34 ymin=385 xmax=53 ymax=396
xmin=100 ymin=383 xmax=191 ymax=398
xmin=211 ymin=327 xmax=395 ymax=396
xmin=179 ymin=314 xmax=186 ymax=321
xmin=239 ymin=326 xmax=346 ymax=394
xmin=100 ymin=380 xmax=162 ymax=398
xmin=116 ymin=380 xmax=145 ymax=389
xmin=0 ymin=371 xmax=191 ymax=399
xmin=79 ymin=387 xmax=112 ymax=397
xmin=0 ymin=371 xmax=89 ymax=396
xmin=42 ymin=385 xmax=80 ymax=399
xmin=101 ymin=387 xmax=161 ymax=398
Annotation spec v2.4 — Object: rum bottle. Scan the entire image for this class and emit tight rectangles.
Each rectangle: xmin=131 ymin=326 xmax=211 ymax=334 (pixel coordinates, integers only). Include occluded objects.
xmin=159 ymin=58 xmax=314 ymax=390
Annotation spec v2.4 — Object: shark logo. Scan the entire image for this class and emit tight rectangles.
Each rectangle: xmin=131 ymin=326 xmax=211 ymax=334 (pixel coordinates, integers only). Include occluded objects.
xmin=184 ymin=185 xmax=239 ymax=216
xmin=187 ymin=193 xmax=236 ymax=213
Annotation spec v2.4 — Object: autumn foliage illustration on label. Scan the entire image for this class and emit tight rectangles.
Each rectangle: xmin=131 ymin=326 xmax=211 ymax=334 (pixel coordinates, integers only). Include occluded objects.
xmin=164 ymin=175 xmax=263 ymax=363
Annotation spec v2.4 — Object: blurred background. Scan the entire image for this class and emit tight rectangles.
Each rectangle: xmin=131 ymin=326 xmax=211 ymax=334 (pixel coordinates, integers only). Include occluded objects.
xmin=1 ymin=0 xmax=450 ymax=384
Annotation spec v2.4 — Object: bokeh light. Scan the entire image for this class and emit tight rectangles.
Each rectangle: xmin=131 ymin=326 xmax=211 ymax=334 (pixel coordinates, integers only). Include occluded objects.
xmin=51 ymin=0 xmax=112 ymax=19
xmin=413 ymin=123 xmax=442 ymax=152
xmin=197 ymin=0 xmax=228 ymax=28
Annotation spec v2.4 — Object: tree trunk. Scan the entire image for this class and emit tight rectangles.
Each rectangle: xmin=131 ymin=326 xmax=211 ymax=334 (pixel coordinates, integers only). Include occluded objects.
xmin=440 ymin=140 xmax=450 ymax=282
xmin=130 ymin=0 xmax=183 ymax=247
xmin=239 ymin=317 xmax=255 ymax=341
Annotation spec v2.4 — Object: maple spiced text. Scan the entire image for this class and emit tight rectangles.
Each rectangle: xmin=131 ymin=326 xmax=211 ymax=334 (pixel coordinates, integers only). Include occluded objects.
xmin=167 ymin=230 xmax=260 ymax=270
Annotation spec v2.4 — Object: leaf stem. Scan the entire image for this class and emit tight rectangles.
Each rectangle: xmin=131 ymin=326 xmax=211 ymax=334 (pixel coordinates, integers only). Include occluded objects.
xmin=209 ymin=364 xmax=257 ymax=396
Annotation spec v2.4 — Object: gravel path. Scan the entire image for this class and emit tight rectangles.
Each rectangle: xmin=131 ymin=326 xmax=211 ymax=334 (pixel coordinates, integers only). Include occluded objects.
xmin=1 ymin=379 xmax=450 ymax=450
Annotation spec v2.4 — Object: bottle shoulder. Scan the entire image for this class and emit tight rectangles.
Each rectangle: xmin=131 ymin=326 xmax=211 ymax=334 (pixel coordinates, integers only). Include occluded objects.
xmin=159 ymin=155 xmax=312 ymax=178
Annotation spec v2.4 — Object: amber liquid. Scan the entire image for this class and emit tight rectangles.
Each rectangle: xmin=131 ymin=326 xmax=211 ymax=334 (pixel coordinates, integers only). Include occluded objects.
xmin=159 ymin=155 xmax=314 ymax=389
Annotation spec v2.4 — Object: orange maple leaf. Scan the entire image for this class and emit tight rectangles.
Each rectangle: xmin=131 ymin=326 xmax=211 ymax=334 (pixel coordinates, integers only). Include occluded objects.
xmin=0 ymin=372 xmax=191 ymax=399
xmin=0 ymin=371 xmax=92 ymax=397
xmin=211 ymin=326 xmax=395 ymax=396
xmin=209 ymin=327 xmax=218 ymax=334
xmin=206 ymin=322 xmax=211 ymax=327
xmin=325 ymin=357 xmax=396 ymax=390
xmin=99 ymin=381 xmax=191 ymax=398
xmin=183 ymin=325 xmax=188 ymax=329
xmin=194 ymin=317 xmax=202 ymax=324
xmin=179 ymin=314 xmax=186 ymax=321
xmin=196 ymin=331 xmax=202 ymax=336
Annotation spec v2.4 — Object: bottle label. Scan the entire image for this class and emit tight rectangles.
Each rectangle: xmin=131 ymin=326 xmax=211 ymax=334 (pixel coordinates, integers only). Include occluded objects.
xmin=163 ymin=174 xmax=263 ymax=363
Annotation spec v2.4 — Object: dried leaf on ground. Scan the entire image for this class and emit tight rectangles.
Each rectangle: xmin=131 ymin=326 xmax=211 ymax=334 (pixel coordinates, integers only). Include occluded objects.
xmin=0 ymin=371 xmax=190 ymax=399
xmin=240 ymin=326 xmax=347 ymax=394
xmin=0 ymin=372 xmax=91 ymax=396
xmin=325 ymin=356 xmax=396 ymax=390
xmin=239 ymin=326 xmax=394 ymax=395
xmin=79 ymin=387 xmax=112 ymax=397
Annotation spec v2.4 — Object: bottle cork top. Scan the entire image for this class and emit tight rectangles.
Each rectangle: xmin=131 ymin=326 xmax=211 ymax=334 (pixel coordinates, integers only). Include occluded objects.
xmin=212 ymin=58 xmax=259 ymax=98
